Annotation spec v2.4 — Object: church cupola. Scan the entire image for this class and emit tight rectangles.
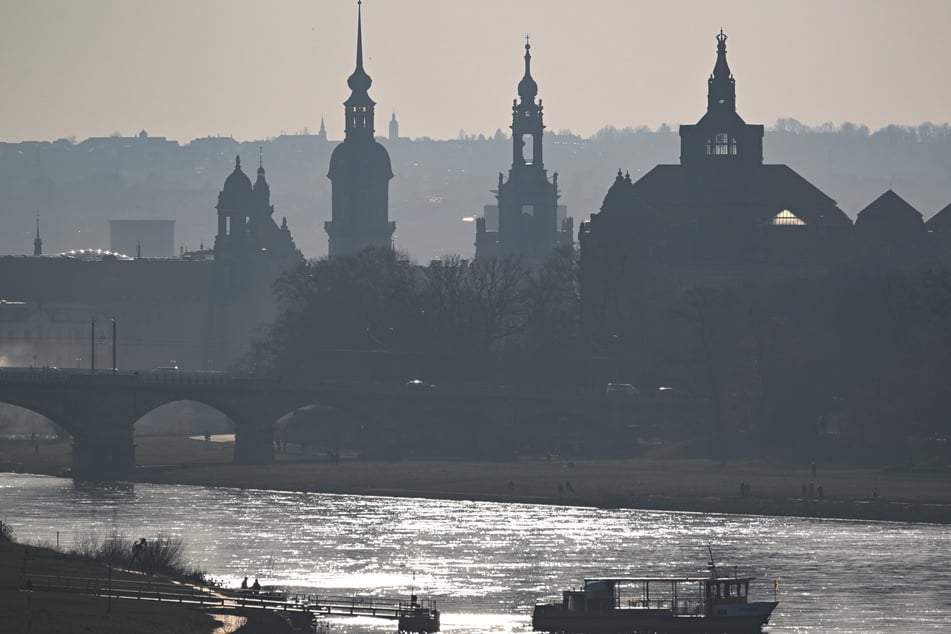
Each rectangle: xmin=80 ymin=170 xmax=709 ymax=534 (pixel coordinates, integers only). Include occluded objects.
xmin=708 ymin=30 xmax=736 ymax=112
xmin=344 ymin=0 xmax=375 ymax=141
xmin=215 ymin=155 xmax=253 ymax=246
xmin=517 ymin=40 xmax=538 ymax=102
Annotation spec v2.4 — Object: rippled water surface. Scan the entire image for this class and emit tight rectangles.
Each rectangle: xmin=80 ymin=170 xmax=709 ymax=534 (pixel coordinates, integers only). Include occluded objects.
xmin=2 ymin=473 xmax=950 ymax=632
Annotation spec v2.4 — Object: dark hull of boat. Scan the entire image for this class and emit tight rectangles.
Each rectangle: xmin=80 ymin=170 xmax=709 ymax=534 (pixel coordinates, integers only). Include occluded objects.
xmin=533 ymin=604 xmax=777 ymax=634
xmin=398 ymin=608 xmax=440 ymax=633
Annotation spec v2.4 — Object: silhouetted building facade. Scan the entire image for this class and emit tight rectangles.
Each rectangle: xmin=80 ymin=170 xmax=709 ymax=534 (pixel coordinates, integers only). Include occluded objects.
xmin=0 ymin=157 xmax=300 ymax=371
xmin=214 ymin=154 xmax=299 ymax=283
xmin=476 ymin=40 xmax=572 ymax=265
xmin=325 ymin=2 xmax=395 ymax=258
xmin=852 ymin=189 xmax=935 ymax=267
xmin=580 ymin=31 xmax=855 ymax=324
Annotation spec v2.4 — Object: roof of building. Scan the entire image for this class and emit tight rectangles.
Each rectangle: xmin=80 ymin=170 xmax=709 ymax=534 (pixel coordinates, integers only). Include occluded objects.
xmin=855 ymin=189 xmax=925 ymax=233
xmin=597 ymin=163 xmax=850 ymax=228
xmin=925 ymin=202 xmax=951 ymax=233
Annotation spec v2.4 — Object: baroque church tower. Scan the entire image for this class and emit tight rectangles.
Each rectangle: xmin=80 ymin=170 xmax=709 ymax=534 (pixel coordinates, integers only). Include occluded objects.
xmin=325 ymin=1 xmax=395 ymax=258
xmin=475 ymin=39 xmax=572 ymax=265
xmin=214 ymin=153 xmax=299 ymax=289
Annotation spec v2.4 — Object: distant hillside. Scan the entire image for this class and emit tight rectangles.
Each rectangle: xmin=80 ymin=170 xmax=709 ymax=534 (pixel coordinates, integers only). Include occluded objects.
xmin=2 ymin=121 xmax=949 ymax=262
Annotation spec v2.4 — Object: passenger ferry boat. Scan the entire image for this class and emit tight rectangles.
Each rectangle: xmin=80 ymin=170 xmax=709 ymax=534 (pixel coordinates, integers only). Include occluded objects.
xmin=532 ymin=552 xmax=777 ymax=633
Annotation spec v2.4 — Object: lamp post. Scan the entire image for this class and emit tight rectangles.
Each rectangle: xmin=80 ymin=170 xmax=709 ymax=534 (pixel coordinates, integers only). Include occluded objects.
xmin=90 ymin=316 xmax=96 ymax=375
xmin=111 ymin=318 xmax=117 ymax=375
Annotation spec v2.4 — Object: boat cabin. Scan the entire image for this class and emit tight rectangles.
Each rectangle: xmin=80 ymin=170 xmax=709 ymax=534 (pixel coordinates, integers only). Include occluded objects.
xmin=562 ymin=573 xmax=759 ymax=618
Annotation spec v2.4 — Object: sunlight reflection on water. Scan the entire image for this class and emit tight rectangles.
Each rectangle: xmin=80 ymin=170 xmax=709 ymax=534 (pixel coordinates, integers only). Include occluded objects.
xmin=1 ymin=473 xmax=950 ymax=632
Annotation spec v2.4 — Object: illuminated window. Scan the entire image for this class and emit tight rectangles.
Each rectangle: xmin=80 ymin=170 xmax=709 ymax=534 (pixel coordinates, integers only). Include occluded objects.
xmin=772 ymin=209 xmax=806 ymax=226
xmin=705 ymin=133 xmax=737 ymax=156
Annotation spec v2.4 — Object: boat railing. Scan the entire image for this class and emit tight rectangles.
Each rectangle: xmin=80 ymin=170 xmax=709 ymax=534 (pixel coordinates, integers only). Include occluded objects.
xmin=623 ymin=598 xmax=703 ymax=615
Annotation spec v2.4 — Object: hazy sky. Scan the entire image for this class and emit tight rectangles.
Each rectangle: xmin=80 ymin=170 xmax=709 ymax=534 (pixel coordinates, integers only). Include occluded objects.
xmin=1 ymin=0 xmax=949 ymax=143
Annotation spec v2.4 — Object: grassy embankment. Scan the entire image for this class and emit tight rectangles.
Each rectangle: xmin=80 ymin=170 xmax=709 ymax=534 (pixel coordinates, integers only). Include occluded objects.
xmin=0 ymin=538 xmax=217 ymax=634
xmin=0 ymin=530 xmax=304 ymax=634
xmin=3 ymin=436 xmax=948 ymax=523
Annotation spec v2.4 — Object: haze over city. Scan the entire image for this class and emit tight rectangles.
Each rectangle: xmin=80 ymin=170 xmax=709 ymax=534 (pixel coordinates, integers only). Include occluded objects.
xmin=3 ymin=2 xmax=951 ymax=633
xmin=1 ymin=0 xmax=949 ymax=143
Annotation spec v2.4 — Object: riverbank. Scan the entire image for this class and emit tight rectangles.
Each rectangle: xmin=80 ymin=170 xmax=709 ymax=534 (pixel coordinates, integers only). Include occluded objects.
xmin=3 ymin=436 xmax=949 ymax=524
xmin=0 ymin=536 xmax=305 ymax=634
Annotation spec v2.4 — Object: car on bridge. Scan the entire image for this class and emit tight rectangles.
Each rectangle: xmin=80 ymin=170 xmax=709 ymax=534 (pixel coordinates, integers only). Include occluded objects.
xmin=606 ymin=383 xmax=639 ymax=397
xmin=406 ymin=379 xmax=438 ymax=391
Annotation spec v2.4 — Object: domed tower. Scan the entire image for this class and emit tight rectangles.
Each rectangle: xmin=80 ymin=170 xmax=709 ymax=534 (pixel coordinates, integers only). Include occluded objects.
xmin=215 ymin=153 xmax=300 ymax=275
xmin=325 ymin=1 xmax=395 ymax=258
xmin=475 ymin=38 xmax=572 ymax=265
xmin=215 ymin=155 xmax=253 ymax=251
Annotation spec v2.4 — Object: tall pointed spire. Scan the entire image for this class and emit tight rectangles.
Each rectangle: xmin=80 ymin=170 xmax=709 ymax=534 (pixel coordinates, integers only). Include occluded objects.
xmin=356 ymin=1 xmax=364 ymax=70
xmin=347 ymin=0 xmax=372 ymax=96
xmin=344 ymin=0 xmax=375 ymax=140
xmin=33 ymin=209 xmax=42 ymax=256
xmin=707 ymin=29 xmax=736 ymax=112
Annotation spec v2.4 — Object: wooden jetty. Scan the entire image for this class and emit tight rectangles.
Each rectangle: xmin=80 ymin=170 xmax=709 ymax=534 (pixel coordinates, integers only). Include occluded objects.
xmin=22 ymin=574 xmax=440 ymax=632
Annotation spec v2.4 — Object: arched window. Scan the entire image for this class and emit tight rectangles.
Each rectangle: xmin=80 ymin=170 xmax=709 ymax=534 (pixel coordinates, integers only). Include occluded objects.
xmin=705 ymin=132 xmax=737 ymax=156
xmin=772 ymin=209 xmax=806 ymax=226
xmin=521 ymin=134 xmax=534 ymax=164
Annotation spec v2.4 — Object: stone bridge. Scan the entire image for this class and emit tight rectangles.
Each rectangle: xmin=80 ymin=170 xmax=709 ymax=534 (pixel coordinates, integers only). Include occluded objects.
xmin=0 ymin=368 xmax=680 ymax=480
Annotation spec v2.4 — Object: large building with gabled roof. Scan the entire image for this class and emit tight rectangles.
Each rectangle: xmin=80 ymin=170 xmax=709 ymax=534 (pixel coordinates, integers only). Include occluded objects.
xmin=579 ymin=31 xmax=860 ymax=320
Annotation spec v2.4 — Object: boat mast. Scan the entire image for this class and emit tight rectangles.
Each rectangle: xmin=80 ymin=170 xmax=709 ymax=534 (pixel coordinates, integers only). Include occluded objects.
xmin=706 ymin=545 xmax=719 ymax=580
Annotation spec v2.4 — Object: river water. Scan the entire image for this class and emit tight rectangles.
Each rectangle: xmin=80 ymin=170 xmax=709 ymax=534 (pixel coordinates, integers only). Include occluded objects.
xmin=1 ymin=473 xmax=949 ymax=633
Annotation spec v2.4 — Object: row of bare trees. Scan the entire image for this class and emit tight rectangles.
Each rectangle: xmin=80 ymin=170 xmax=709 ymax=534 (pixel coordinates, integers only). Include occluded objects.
xmin=248 ymin=247 xmax=951 ymax=461
xmin=247 ymin=247 xmax=581 ymax=386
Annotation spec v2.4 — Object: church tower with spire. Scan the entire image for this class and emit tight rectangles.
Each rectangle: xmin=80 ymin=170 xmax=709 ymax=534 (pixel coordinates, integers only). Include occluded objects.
xmin=679 ymin=30 xmax=763 ymax=169
xmin=325 ymin=1 xmax=395 ymax=258
xmin=388 ymin=111 xmax=399 ymax=142
xmin=475 ymin=39 xmax=572 ymax=265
